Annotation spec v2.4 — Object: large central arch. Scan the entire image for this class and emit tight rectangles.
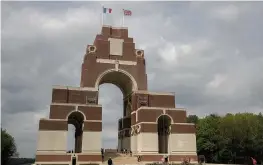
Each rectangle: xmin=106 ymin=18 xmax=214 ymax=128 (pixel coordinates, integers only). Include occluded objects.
xmin=95 ymin=69 xmax=138 ymax=97
xmin=97 ymin=69 xmax=137 ymax=152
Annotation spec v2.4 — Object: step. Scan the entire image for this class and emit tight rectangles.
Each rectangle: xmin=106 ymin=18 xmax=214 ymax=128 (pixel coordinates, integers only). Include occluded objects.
xmin=103 ymin=156 xmax=138 ymax=164
xmin=101 ymin=164 xmax=142 ymax=165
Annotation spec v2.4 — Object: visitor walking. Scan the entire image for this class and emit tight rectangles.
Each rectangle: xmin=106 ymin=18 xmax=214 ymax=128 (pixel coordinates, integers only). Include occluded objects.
xmin=137 ymin=155 xmax=141 ymax=162
xmin=108 ymin=157 xmax=113 ymax=165
xmin=251 ymin=157 xmax=257 ymax=165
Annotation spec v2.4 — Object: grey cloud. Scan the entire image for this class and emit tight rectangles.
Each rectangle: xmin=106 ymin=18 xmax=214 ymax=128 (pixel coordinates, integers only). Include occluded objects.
xmin=2 ymin=1 xmax=263 ymax=158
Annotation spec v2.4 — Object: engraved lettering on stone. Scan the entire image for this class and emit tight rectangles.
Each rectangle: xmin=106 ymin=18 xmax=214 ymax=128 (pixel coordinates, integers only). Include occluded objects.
xmin=177 ymin=140 xmax=185 ymax=148
xmin=108 ymin=38 xmax=124 ymax=56
xmin=96 ymin=59 xmax=137 ymax=65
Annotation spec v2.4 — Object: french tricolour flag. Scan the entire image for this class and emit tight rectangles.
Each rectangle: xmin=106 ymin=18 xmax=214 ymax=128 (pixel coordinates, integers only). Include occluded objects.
xmin=103 ymin=7 xmax=112 ymax=14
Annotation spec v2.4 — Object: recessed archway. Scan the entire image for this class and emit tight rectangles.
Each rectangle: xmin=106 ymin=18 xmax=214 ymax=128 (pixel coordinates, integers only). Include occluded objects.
xmin=96 ymin=69 xmax=135 ymax=153
xmin=67 ymin=111 xmax=85 ymax=153
xmin=157 ymin=115 xmax=172 ymax=154
xmin=99 ymin=84 xmax=123 ymax=150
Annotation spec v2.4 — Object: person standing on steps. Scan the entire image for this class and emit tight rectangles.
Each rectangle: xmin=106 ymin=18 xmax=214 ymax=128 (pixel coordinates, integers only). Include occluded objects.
xmin=101 ymin=148 xmax=104 ymax=162
xmin=102 ymin=153 xmax=104 ymax=162
xmin=108 ymin=157 xmax=113 ymax=165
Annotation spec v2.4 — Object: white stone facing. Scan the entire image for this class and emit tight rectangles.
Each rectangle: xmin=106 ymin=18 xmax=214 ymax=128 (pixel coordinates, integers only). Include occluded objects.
xmin=130 ymin=135 xmax=137 ymax=153
xmin=37 ymin=131 xmax=67 ymax=152
xmin=96 ymin=59 xmax=137 ymax=65
xmin=168 ymin=134 xmax=172 ymax=154
xmin=118 ymin=139 xmax=122 ymax=151
xmin=108 ymin=38 xmax=124 ymax=56
xmin=82 ymin=132 xmax=101 ymax=153
xmin=137 ymin=133 xmax=158 ymax=153
xmin=122 ymin=137 xmax=130 ymax=150
xmin=170 ymin=133 xmax=197 ymax=153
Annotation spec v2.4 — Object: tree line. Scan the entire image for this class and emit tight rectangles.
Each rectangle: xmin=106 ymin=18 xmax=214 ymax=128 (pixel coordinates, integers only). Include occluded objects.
xmin=187 ymin=112 xmax=263 ymax=164
xmin=1 ymin=129 xmax=19 ymax=165
xmin=2 ymin=112 xmax=263 ymax=165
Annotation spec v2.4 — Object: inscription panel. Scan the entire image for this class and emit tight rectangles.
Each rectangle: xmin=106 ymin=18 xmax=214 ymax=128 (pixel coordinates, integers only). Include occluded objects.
xmin=108 ymin=38 xmax=124 ymax=56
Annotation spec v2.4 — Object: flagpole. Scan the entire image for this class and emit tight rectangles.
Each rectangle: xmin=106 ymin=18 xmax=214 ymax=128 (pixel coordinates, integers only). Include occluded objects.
xmin=122 ymin=9 xmax=124 ymax=27
xmin=101 ymin=5 xmax=104 ymax=26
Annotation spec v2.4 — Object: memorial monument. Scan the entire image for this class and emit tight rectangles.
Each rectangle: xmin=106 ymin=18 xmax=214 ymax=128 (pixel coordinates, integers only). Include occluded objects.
xmin=34 ymin=26 xmax=197 ymax=165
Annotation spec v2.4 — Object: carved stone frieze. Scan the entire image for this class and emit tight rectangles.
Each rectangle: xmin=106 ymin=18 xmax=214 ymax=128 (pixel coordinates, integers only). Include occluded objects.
xmin=137 ymin=95 xmax=148 ymax=107
xmin=86 ymin=97 xmax=97 ymax=104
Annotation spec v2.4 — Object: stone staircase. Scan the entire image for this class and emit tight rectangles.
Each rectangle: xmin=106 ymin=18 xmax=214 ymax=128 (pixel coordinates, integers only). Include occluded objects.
xmin=112 ymin=154 xmax=138 ymax=164
xmin=103 ymin=152 xmax=139 ymax=165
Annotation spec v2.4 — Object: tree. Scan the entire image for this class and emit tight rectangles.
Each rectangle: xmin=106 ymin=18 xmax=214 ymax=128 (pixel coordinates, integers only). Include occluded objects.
xmin=1 ymin=128 xmax=18 ymax=165
xmin=196 ymin=114 xmax=223 ymax=163
xmin=196 ymin=112 xmax=263 ymax=164
xmin=187 ymin=115 xmax=199 ymax=124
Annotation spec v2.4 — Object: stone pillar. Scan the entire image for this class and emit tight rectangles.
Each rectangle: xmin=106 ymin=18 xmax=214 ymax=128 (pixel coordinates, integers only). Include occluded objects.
xmin=37 ymin=119 xmax=68 ymax=153
xmin=130 ymin=134 xmax=137 ymax=154
xmin=81 ymin=121 xmax=102 ymax=153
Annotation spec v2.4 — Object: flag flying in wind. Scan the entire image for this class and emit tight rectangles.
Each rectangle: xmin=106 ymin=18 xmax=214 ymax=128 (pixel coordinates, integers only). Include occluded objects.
xmin=123 ymin=9 xmax=132 ymax=16
xmin=103 ymin=7 xmax=112 ymax=14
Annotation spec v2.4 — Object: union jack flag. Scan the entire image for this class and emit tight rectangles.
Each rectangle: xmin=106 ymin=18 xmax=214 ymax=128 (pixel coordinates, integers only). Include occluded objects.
xmin=123 ymin=9 xmax=132 ymax=16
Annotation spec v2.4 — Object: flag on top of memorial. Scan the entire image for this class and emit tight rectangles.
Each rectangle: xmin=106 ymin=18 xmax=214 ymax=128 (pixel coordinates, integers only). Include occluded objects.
xmin=103 ymin=7 xmax=112 ymax=14
xmin=123 ymin=9 xmax=132 ymax=16
xmin=101 ymin=6 xmax=112 ymax=25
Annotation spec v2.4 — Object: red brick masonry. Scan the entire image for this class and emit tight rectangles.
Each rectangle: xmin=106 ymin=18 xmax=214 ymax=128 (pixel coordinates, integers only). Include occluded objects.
xmin=35 ymin=154 xmax=71 ymax=162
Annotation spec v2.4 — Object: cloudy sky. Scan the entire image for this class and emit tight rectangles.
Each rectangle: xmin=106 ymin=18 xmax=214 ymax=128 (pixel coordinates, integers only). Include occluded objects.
xmin=1 ymin=1 xmax=263 ymax=158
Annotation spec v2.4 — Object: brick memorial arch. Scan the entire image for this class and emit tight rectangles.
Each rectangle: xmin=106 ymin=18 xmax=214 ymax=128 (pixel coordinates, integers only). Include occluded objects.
xmin=35 ymin=26 xmax=197 ymax=165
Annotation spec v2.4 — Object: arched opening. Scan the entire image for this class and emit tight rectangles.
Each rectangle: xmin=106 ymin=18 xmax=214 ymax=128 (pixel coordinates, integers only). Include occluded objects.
xmin=67 ymin=111 xmax=85 ymax=153
xmin=99 ymin=84 xmax=123 ymax=150
xmin=67 ymin=124 xmax=75 ymax=152
xmin=96 ymin=69 xmax=136 ymax=99
xmin=157 ymin=115 xmax=172 ymax=154
xmin=97 ymin=69 xmax=135 ymax=154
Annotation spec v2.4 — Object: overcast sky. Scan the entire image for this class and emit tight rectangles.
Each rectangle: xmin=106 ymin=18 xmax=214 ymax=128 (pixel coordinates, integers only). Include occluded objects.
xmin=1 ymin=1 xmax=263 ymax=158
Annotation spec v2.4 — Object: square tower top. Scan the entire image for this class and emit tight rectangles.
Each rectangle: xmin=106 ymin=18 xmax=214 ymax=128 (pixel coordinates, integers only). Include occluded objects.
xmin=101 ymin=25 xmax=129 ymax=39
